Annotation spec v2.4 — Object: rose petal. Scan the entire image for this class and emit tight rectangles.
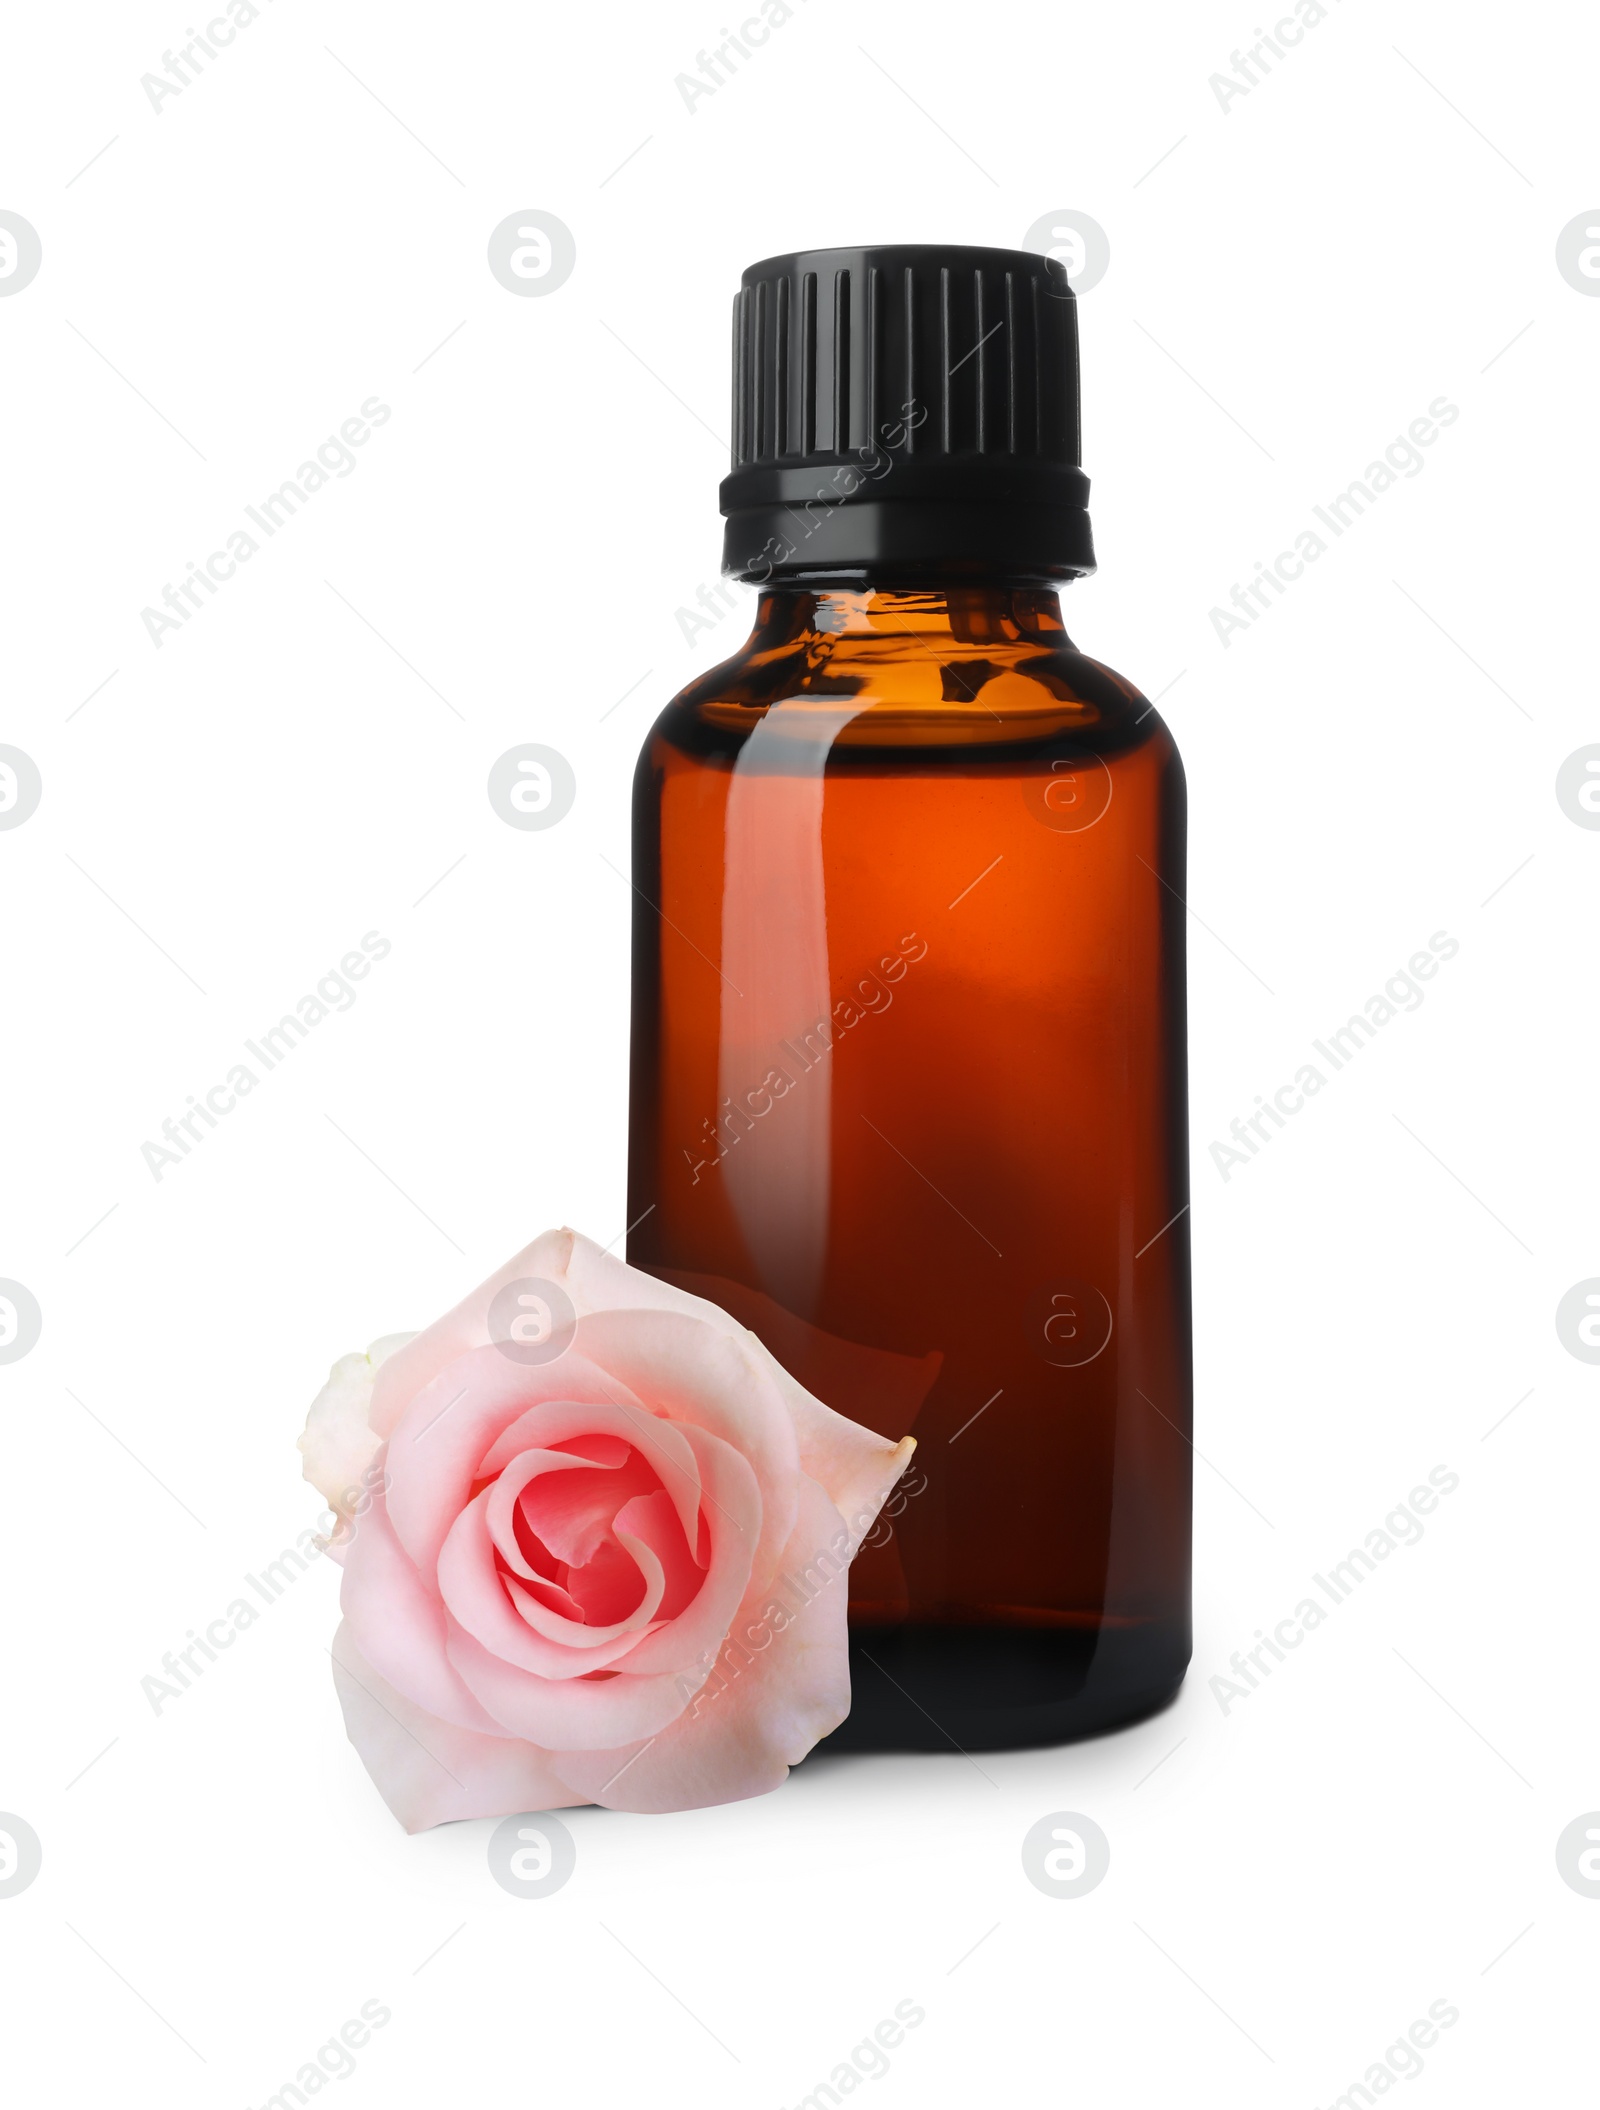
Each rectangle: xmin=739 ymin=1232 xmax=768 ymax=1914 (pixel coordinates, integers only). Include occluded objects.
xmin=299 ymin=1332 xmax=415 ymax=1521
xmin=510 ymin=1568 xmax=585 ymax=1622
xmin=502 ymin=1518 xmax=666 ymax=1647
xmin=612 ymin=1490 xmax=701 ymax=1620
xmin=339 ymin=1483 xmax=507 ymax=1735
xmin=803 ymin=1427 xmax=918 ymax=1557
xmin=572 ymin=1525 xmax=666 ymax=1629
xmin=484 ymin=1449 xmax=630 ymax=1581
xmin=513 ymin=1452 xmax=661 ymax=1569
xmin=330 ymin=1625 xmax=581 ymax=1834
xmin=551 ymin=1432 xmax=632 ymax=1469
xmin=445 ymin=1623 xmax=713 ymax=1752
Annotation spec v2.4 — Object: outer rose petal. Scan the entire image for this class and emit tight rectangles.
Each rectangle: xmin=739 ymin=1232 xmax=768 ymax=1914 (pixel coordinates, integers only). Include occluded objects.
xmin=331 ymin=1625 xmax=581 ymax=1835
xmin=339 ymin=1485 xmax=507 ymax=1736
xmin=549 ymin=1474 xmax=858 ymax=1814
xmin=446 ymin=1624 xmax=715 ymax=1752
xmin=299 ymin=1333 xmax=415 ymax=1522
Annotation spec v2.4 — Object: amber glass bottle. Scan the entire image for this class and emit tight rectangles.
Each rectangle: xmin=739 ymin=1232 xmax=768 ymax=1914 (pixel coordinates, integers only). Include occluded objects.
xmin=628 ymin=247 xmax=1190 ymax=1750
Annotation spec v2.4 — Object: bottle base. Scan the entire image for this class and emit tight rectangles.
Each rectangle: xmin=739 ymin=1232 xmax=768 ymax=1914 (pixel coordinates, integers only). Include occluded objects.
xmin=821 ymin=1621 xmax=1190 ymax=1754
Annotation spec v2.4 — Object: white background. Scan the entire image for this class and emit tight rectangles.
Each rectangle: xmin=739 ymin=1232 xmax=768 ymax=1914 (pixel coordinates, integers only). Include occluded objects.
xmin=2 ymin=0 xmax=1595 ymax=2102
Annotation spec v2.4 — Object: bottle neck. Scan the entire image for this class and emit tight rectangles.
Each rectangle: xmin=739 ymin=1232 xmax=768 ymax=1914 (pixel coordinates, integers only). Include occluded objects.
xmin=742 ymin=581 xmax=1070 ymax=651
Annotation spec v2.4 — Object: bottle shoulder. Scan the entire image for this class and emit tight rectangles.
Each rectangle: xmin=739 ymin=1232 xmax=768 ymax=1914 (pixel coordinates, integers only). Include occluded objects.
xmin=646 ymin=633 xmax=1183 ymax=770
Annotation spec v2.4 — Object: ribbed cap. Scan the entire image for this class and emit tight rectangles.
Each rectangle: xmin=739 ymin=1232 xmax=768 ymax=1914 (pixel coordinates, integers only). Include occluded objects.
xmin=719 ymin=244 xmax=1095 ymax=583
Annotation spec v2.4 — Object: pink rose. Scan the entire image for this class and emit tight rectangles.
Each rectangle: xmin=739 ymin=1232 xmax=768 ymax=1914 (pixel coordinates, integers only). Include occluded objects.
xmin=299 ymin=1229 xmax=914 ymax=1827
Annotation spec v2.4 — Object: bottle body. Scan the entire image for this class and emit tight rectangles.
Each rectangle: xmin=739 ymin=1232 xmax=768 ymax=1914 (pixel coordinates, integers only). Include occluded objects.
xmin=627 ymin=584 xmax=1191 ymax=1749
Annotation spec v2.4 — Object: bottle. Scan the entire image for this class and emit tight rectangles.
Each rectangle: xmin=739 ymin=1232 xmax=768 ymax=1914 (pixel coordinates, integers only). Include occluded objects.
xmin=626 ymin=244 xmax=1190 ymax=1751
